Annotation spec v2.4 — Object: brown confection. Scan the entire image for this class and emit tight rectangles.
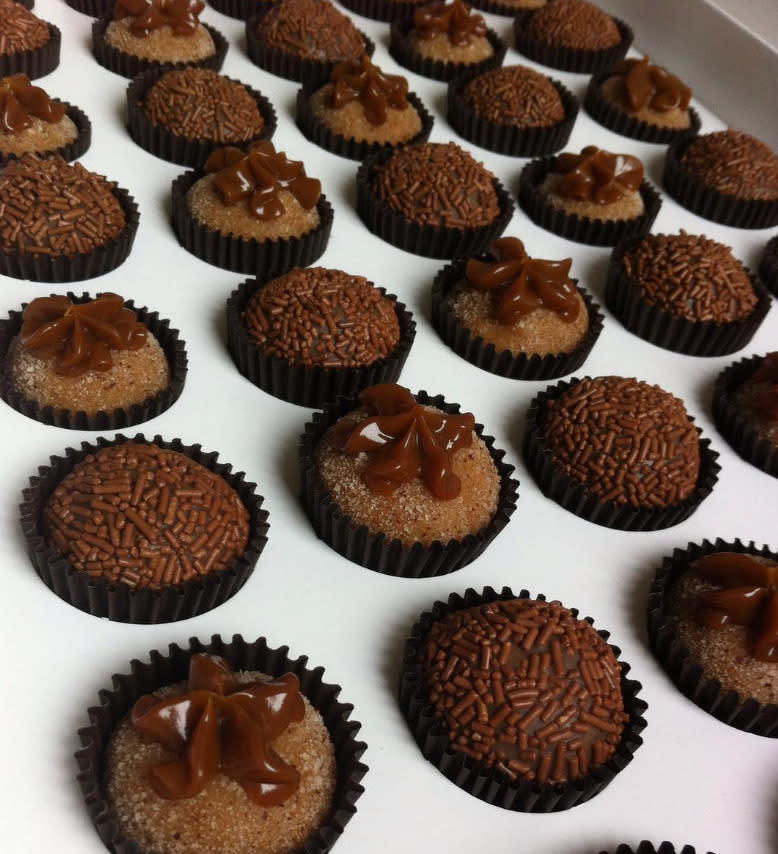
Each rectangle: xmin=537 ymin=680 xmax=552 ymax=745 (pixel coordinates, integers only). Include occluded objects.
xmin=43 ymin=442 xmax=250 ymax=591
xmin=0 ymin=73 xmax=77 ymax=157
xmin=257 ymin=0 xmax=366 ymax=62
xmin=409 ymin=0 xmax=493 ymax=64
xmin=0 ymin=154 xmax=125 ymax=256
xmin=373 ymin=141 xmax=500 ymax=229
xmin=419 ymin=597 xmax=627 ymax=783
xmin=733 ymin=353 xmax=778 ymax=447
xmin=622 ymin=232 xmax=758 ymax=323
xmin=526 ymin=0 xmax=621 ymax=50
xmin=540 ymin=376 xmax=700 ymax=508
xmin=678 ymin=130 xmax=778 ymax=201
xmin=315 ymin=383 xmax=499 ymax=547
xmin=601 ymin=56 xmax=691 ymax=130
xmin=244 ymin=267 xmax=400 ymax=368
xmin=143 ymin=68 xmax=264 ymax=142
xmin=0 ymin=0 xmax=51 ymax=55
xmin=463 ymin=65 xmax=564 ymax=127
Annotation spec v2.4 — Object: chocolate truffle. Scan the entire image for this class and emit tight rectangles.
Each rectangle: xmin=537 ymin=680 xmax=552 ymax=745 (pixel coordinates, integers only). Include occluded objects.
xmin=463 ymin=65 xmax=564 ymax=128
xmin=402 ymin=0 xmax=496 ymax=67
xmin=0 ymin=0 xmax=59 ymax=78
xmin=732 ymin=353 xmax=778 ymax=449
xmin=525 ymin=0 xmax=620 ymax=50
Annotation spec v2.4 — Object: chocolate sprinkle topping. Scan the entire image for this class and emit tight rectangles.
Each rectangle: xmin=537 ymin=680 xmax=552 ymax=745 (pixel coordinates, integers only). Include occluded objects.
xmin=0 ymin=0 xmax=51 ymax=56
xmin=526 ymin=0 xmax=621 ymax=51
xmin=463 ymin=65 xmax=565 ymax=128
xmin=258 ymin=0 xmax=366 ymax=62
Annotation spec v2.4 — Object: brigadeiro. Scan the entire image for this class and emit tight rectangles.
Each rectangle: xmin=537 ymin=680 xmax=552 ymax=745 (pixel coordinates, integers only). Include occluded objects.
xmin=0 ymin=0 xmax=60 ymax=79
xmin=399 ymin=587 xmax=647 ymax=811
xmin=761 ymin=236 xmax=778 ymax=298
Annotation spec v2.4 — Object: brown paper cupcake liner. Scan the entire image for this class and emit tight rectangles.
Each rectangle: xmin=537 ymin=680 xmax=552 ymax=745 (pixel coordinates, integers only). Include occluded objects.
xmin=513 ymin=15 xmax=632 ymax=74
xmin=356 ymin=148 xmax=514 ymax=259
xmin=431 ymin=259 xmax=604 ymax=380
xmin=299 ymin=390 xmax=519 ymax=577
xmin=0 ymin=292 xmax=187 ymax=431
xmin=296 ymin=83 xmax=433 ymax=162
xmin=127 ymin=66 xmax=277 ymax=168
xmin=208 ymin=0 xmax=278 ymax=19
xmin=759 ymin=235 xmax=778 ymax=298
xmin=584 ymin=72 xmax=701 ymax=144
xmin=171 ymin=169 xmax=333 ymax=276
xmin=246 ymin=11 xmax=375 ymax=83
xmin=226 ymin=277 xmax=417 ymax=408
xmin=598 ymin=845 xmax=715 ymax=854
xmin=399 ymin=586 xmax=647 ymax=811
xmin=0 ymin=101 xmax=91 ymax=167
xmin=524 ymin=376 xmax=720 ymax=531
xmin=712 ymin=353 xmax=778 ymax=478
xmin=65 ymin=0 xmax=111 ymax=16
xmin=75 ymin=634 xmax=368 ymax=853
xmin=606 ymin=236 xmax=772 ymax=357
xmin=20 ymin=433 xmax=269 ymax=623
xmin=647 ymin=538 xmax=778 ymax=737
xmin=92 ymin=18 xmax=228 ymax=78
xmin=337 ymin=0 xmax=426 ymax=22
xmin=0 ymin=182 xmax=139 ymax=282
xmin=389 ymin=19 xmax=506 ymax=83
xmin=518 ymin=157 xmax=661 ymax=246
xmin=0 ymin=21 xmax=60 ymax=79
xmin=447 ymin=67 xmax=578 ymax=157
xmin=663 ymin=135 xmax=778 ymax=229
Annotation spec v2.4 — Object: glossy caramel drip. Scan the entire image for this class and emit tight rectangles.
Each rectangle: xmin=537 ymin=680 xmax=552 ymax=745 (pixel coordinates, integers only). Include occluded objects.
xmin=328 ymin=55 xmax=409 ymax=127
xmin=131 ymin=655 xmax=305 ymax=803
xmin=693 ymin=552 xmax=778 ymax=662
xmin=113 ymin=0 xmax=204 ymax=37
xmin=20 ymin=294 xmax=147 ymax=377
xmin=554 ymin=146 xmax=643 ymax=205
xmin=414 ymin=0 xmax=487 ymax=47
xmin=465 ymin=236 xmax=579 ymax=325
xmin=0 ymin=74 xmax=66 ymax=134
xmin=610 ymin=56 xmax=691 ymax=114
xmin=204 ymin=141 xmax=321 ymax=221
xmin=335 ymin=383 xmax=475 ymax=499
xmin=748 ymin=352 xmax=778 ymax=420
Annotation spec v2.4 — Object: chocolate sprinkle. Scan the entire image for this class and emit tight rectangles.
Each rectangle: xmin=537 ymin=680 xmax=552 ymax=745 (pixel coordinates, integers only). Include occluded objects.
xmin=463 ymin=65 xmax=565 ymax=128
xmin=0 ymin=0 xmax=51 ymax=55
xmin=258 ymin=0 xmax=366 ymax=62
xmin=526 ymin=0 xmax=621 ymax=51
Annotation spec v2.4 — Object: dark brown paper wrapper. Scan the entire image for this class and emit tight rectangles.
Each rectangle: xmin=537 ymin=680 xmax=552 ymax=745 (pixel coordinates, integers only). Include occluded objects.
xmin=524 ymin=376 xmax=720 ymax=531
xmin=227 ymin=277 xmax=417 ymax=408
xmin=299 ymin=390 xmax=519 ymax=577
xmin=0 ymin=292 xmax=188 ymax=430
xmin=92 ymin=18 xmax=228 ymax=78
xmin=75 ymin=634 xmax=368 ymax=853
xmin=598 ymin=844 xmax=716 ymax=854
xmin=0 ymin=21 xmax=60 ymax=79
xmin=65 ymin=0 xmax=111 ymax=16
xmin=759 ymin=235 xmax=778 ymax=298
xmin=127 ymin=66 xmax=277 ymax=168
xmin=208 ymin=0 xmax=278 ymax=19
xmin=518 ymin=157 xmax=661 ymax=247
xmin=20 ymin=434 xmax=269 ymax=623
xmin=0 ymin=182 xmax=139 ymax=283
xmin=171 ymin=169 xmax=333 ymax=276
xmin=712 ymin=353 xmax=778 ymax=478
xmin=431 ymin=260 xmax=603 ymax=380
xmin=357 ymin=147 xmax=514 ymax=259
xmin=647 ymin=538 xmax=778 ymax=737
xmin=447 ymin=67 xmax=578 ymax=157
xmin=246 ymin=11 xmax=375 ymax=83
xmin=18 ymin=0 xmax=35 ymax=8
xmin=584 ymin=71 xmax=701 ymax=144
xmin=338 ymin=0 xmax=427 ymax=21
xmin=606 ymin=236 xmax=772 ymax=357
xmin=513 ymin=14 xmax=632 ymax=74
xmin=663 ymin=134 xmax=778 ymax=229
xmin=389 ymin=18 xmax=505 ymax=83
xmin=296 ymin=83 xmax=433 ymax=162
xmin=399 ymin=586 xmax=647 ymax=811
xmin=0 ymin=102 xmax=91 ymax=167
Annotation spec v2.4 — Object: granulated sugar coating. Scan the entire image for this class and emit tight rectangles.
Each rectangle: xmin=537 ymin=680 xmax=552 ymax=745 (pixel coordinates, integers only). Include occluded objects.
xmin=107 ymin=675 xmax=336 ymax=854
xmin=463 ymin=66 xmax=565 ymax=128
xmin=258 ymin=0 xmax=366 ymax=62
xmin=408 ymin=29 xmax=493 ymax=65
xmin=526 ymin=0 xmax=621 ymax=50
xmin=0 ymin=0 xmax=51 ymax=55
xmin=622 ymin=232 xmax=758 ymax=323
xmin=540 ymin=172 xmax=644 ymax=222
xmin=104 ymin=17 xmax=216 ymax=62
xmin=0 ymin=114 xmax=78 ymax=157
xmin=541 ymin=376 xmax=700 ymax=508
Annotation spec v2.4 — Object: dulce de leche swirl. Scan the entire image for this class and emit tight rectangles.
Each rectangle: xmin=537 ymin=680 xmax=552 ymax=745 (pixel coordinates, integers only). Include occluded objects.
xmin=20 ymin=294 xmax=147 ymax=377
xmin=328 ymin=55 xmax=410 ymax=127
xmin=608 ymin=56 xmax=691 ymax=114
xmin=0 ymin=74 xmax=66 ymax=134
xmin=414 ymin=0 xmax=487 ymax=47
xmin=465 ymin=237 xmax=579 ymax=325
xmin=132 ymin=654 xmax=306 ymax=803
xmin=334 ymin=383 xmax=475 ymax=500
xmin=554 ymin=145 xmax=643 ymax=205
xmin=113 ymin=0 xmax=204 ymax=37
xmin=204 ymin=142 xmax=321 ymax=221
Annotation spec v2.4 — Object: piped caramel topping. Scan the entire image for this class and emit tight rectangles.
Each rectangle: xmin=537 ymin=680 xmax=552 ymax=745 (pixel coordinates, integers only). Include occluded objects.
xmin=21 ymin=294 xmax=146 ymax=377
xmin=132 ymin=655 xmax=305 ymax=803
xmin=113 ymin=0 xmax=204 ymax=37
xmin=328 ymin=55 xmax=409 ymax=127
xmin=693 ymin=552 xmax=778 ymax=662
xmin=554 ymin=146 xmax=643 ymax=205
xmin=334 ymin=383 xmax=475 ymax=499
xmin=465 ymin=237 xmax=578 ymax=325
xmin=204 ymin=141 xmax=320 ymax=221
xmin=0 ymin=74 xmax=66 ymax=134
xmin=608 ymin=56 xmax=691 ymax=114
xmin=414 ymin=0 xmax=487 ymax=47
xmin=748 ymin=352 xmax=778 ymax=421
